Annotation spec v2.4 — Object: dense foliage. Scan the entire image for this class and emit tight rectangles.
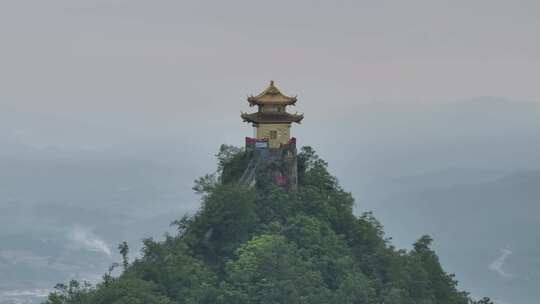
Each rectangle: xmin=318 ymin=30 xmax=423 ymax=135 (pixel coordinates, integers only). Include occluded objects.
xmin=45 ymin=145 xmax=486 ymax=304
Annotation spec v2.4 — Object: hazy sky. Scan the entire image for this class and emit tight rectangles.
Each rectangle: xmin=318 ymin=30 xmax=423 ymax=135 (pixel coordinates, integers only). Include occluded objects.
xmin=1 ymin=2 xmax=540 ymax=303
xmin=1 ymin=0 xmax=539 ymax=120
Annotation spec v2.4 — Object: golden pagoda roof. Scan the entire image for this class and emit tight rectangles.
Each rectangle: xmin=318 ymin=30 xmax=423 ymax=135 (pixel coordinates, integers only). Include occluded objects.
xmin=247 ymin=81 xmax=298 ymax=106
xmin=241 ymin=111 xmax=304 ymax=124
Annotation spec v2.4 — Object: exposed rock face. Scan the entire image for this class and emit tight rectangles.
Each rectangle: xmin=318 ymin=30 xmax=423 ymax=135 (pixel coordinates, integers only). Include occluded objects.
xmin=240 ymin=137 xmax=298 ymax=191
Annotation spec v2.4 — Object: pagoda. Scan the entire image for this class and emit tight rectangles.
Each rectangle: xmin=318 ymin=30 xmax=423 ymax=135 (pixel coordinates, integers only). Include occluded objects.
xmin=240 ymin=81 xmax=303 ymax=190
xmin=241 ymin=81 xmax=303 ymax=149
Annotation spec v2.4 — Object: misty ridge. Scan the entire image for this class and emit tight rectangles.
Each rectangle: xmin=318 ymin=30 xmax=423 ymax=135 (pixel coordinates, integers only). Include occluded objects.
xmin=0 ymin=97 xmax=539 ymax=304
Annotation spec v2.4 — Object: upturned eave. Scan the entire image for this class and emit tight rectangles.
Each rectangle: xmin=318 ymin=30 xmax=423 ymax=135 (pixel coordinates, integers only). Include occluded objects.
xmin=241 ymin=112 xmax=304 ymax=124
xmin=246 ymin=81 xmax=298 ymax=106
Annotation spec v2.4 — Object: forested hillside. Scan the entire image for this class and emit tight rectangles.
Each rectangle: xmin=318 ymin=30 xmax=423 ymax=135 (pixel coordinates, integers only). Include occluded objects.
xmin=44 ymin=146 xmax=491 ymax=304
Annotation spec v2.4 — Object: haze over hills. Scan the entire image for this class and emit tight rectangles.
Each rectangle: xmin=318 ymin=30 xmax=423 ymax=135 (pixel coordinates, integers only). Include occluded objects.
xmin=0 ymin=97 xmax=538 ymax=304
xmin=2 ymin=0 xmax=539 ymax=302
xmin=358 ymin=170 xmax=540 ymax=304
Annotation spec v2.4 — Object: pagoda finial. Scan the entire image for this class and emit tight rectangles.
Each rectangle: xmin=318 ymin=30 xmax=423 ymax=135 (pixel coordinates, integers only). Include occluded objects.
xmin=246 ymin=81 xmax=298 ymax=106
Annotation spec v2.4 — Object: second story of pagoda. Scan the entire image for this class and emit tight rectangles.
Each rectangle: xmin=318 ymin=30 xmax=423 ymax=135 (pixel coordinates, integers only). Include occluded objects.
xmin=241 ymin=81 xmax=303 ymax=149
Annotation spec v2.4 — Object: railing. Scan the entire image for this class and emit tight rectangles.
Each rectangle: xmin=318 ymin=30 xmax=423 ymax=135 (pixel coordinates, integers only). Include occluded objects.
xmin=245 ymin=137 xmax=296 ymax=150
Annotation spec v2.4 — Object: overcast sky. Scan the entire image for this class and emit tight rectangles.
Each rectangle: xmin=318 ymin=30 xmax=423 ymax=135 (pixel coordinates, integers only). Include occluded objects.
xmin=1 ymin=0 xmax=539 ymax=120
xmin=1 ymin=2 xmax=540 ymax=304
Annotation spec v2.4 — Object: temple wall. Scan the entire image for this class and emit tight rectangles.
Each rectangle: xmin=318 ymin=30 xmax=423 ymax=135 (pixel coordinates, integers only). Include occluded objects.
xmin=256 ymin=124 xmax=290 ymax=148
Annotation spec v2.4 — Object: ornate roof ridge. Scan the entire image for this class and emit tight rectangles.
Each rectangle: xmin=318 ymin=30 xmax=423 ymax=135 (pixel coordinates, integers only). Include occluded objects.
xmin=247 ymin=81 xmax=298 ymax=106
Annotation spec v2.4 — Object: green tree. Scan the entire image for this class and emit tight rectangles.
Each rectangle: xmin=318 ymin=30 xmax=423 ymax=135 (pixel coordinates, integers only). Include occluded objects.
xmin=118 ymin=241 xmax=129 ymax=270
xmin=216 ymin=144 xmax=249 ymax=184
xmin=45 ymin=145 xmax=480 ymax=304
xmin=90 ymin=277 xmax=172 ymax=304
xmin=128 ymin=237 xmax=218 ymax=303
xmin=471 ymin=297 xmax=494 ymax=304
xmin=44 ymin=280 xmax=93 ymax=304
xmin=220 ymin=234 xmax=330 ymax=304
xmin=186 ymin=184 xmax=259 ymax=262
xmin=409 ymin=235 xmax=469 ymax=304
